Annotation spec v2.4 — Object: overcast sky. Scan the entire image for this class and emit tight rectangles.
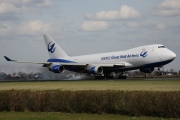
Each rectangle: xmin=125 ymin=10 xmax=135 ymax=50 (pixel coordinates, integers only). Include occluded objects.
xmin=0 ymin=0 xmax=180 ymax=73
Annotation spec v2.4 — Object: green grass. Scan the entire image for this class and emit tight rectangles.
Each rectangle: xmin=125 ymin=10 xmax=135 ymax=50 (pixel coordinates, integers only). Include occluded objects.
xmin=0 ymin=79 xmax=180 ymax=91
xmin=0 ymin=80 xmax=179 ymax=119
xmin=0 ymin=112 xmax=177 ymax=120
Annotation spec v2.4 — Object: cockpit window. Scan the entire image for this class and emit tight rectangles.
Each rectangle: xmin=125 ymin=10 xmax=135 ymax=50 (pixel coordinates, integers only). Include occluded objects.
xmin=158 ymin=46 xmax=165 ymax=48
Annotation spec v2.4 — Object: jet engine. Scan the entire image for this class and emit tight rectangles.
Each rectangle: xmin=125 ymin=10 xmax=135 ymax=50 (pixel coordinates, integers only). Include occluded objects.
xmin=140 ymin=68 xmax=154 ymax=73
xmin=89 ymin=66 xmax=103 ymax=74
xmin=49 ymin=64 xmax=65 ymax=73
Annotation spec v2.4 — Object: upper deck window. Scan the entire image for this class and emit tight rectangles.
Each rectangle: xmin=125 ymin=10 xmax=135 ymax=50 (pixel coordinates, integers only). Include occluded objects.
xmin=158 ymin=46 xmax=165 ymax=48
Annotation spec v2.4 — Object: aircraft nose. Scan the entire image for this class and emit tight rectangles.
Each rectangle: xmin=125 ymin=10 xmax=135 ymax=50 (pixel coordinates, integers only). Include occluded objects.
xmin=170 ymin=51 xmax=176 ymax=60
xmin=160 ymin=49 xmax=176 ymax=62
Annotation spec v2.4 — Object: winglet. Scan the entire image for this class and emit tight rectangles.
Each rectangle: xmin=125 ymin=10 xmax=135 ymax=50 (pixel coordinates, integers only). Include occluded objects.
xmin=4 ymin=56 xmax=16 ymax=62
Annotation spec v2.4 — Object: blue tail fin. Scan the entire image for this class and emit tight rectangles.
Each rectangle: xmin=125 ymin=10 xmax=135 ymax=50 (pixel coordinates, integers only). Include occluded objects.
xmin=43 ymin=34 xmax=69 ymax=58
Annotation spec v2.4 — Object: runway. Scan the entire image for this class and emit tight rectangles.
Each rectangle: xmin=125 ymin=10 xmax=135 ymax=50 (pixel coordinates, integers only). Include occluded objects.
xmin=0 ymin=77 xmax=179 ymax=91
xmin=0 ymin=76 xmax=180 ymax=82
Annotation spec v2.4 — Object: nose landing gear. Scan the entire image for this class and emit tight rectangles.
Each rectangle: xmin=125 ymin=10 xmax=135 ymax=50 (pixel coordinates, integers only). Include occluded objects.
xmin=156 ymin=67 xmax=163 ymax=76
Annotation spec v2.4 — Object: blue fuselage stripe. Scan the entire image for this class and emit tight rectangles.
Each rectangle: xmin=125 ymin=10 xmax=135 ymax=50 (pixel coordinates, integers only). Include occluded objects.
xmin=104 ymin=59 xmax=174 ymax=72
xmin=140 ymin=59 xmax=173 ymax=68
xmin=47 ymin=59 xmax=173 ymax=72
xmin=47 ymin=59 xmax=76 ymax=63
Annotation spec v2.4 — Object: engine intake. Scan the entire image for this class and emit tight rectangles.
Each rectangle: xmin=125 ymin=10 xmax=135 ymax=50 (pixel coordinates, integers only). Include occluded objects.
xmin=51 ymin=65 xmax=64 ymax=73
xmin=90 ymin=66 xmax=103 ymax=74
xmin=140 ymin=67 xmax=154 ymax=73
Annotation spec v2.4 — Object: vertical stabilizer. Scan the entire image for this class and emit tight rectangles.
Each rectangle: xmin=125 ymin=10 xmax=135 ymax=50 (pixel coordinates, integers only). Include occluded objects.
xmin=43 ymin=34 xmax=69 ymax=58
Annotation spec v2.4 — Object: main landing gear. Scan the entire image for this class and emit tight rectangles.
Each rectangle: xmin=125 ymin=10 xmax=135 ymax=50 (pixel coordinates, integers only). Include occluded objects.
xmin=94 ymin=74 xmax=113 ymax=79
xmin=94 ymin=72 xmax=113 ymax=79
xmin=95 ymin=72 xmax=127 ymax=79
xmin=117 ymin=72 xmax=127 ymax=79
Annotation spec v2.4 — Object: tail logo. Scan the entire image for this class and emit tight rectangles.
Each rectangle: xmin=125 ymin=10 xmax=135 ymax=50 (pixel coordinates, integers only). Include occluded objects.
xmin=48 ymin=41 xmax=56 ymax=53
xmin=140 ymin=50 xmax=148 ymax=58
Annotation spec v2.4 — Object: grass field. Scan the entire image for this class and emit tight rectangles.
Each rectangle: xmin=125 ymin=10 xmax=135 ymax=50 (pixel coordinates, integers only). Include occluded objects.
xmin=0 ymin=79 xmax=180 ymax=91
xmin=0 ymin=112 xmax=177 ymax=120
xmin=0 ymin=79 xmax=179 ymax=119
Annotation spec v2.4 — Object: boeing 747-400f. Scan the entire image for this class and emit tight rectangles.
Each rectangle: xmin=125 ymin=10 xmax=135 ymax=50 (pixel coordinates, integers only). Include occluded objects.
xmin=4 ymin=34 xmax=176 ymax=79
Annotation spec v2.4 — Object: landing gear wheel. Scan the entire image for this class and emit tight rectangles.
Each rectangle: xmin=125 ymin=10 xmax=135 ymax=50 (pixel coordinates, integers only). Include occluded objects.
xmin=105 ymin=75 xmax=113 ymax=79
xmin=156 ymin=71 xmax=162 ymax=76
xmin=156 ymin=67 xmax=163 ymax=76
xmin=118 ymin=76 xmax=127 ymax=79
xmin=118 ymin=71 xmax=127 ymax=79
xmin=95 ymin=75 xmax=105 ymax=79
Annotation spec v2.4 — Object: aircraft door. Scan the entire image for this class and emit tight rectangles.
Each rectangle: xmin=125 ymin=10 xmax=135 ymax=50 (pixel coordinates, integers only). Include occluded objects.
xmin=152 ymin=46 xmax=161 ymax=62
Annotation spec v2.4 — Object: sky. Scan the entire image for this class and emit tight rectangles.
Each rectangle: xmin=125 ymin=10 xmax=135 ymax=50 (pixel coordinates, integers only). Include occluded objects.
xmin=0 ymin=0 xmax=180 ymax=73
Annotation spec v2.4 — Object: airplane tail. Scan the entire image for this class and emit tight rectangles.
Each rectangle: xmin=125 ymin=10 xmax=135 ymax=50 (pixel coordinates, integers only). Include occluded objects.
xmin=43 ymin=34 xmax=69 ymax=58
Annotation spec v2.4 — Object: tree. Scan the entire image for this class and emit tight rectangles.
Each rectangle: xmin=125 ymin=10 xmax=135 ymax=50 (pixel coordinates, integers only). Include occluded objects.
xmin=169 ymin=69 xmax=175 ymax=72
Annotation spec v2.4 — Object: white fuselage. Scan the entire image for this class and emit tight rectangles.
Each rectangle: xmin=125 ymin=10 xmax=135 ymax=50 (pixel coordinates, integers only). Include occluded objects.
xmin=59 ymin=44 xmax=176 ymax=72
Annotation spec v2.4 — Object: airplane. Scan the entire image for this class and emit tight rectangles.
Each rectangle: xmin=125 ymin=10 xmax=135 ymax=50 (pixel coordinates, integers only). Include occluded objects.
xmin=4 ymin=34 xmax=176 ymax=79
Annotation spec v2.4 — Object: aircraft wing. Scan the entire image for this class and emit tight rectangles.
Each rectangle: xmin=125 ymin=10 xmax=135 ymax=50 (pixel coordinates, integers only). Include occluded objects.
xmin=4 ymin=56 xmax=51 ymax=65
xmin=4 ymin=56 xmax=127 ymax=67
xmin=4 ymin=56 xmax=130 ymax=69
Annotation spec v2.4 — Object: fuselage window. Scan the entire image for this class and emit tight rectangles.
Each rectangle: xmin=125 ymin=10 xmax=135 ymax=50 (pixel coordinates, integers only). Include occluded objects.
xmin=158 ymin=46 xmax=165 ymax=48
